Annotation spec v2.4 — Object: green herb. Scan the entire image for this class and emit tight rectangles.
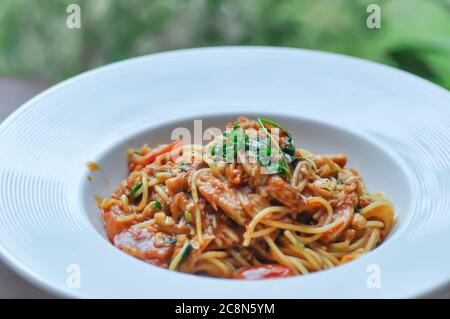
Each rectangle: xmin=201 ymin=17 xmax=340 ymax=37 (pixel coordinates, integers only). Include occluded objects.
xmin=178 ymin=164 xmax=189 ymax=172
xmin=185 ymin=211 xmax=193 ymax=222
xmin=209 ymin=144 xmax=216 ymax=156
xmin=168 ymin=240 xmax=193 ymax=270
xmin=335 ymin=170 xmax=339 ymax=179
xmin=151 ymin=199 xmax=162 ymax=209
xmin=256 ymin=138 xmax=289 ymax=175
xmin=254 ymin=136 xmax=272 ymax=166
xmin=165 ymin=238 xmax=177 ymax=246
xmin=282 ymin=135 xmax=296 ymax=156
xmin=257 ymin=118 xmax=292 ymax=177
xmin=258 ymin=118 xmax=297 ymax=159
xmin=273 ymin=163 xmax=289 ymax=175
xmin=127 ymin=181 xmax=142 ymax=199
xmin=179 ymin=242 xmax=192 ymax=263
xmin=258 ymin=117 xmax=284 ymax=131
xmin=296 ymin=240 xmax=305 ymax=249
xmin=259 ymin=117 xmax=296 ymax=138
xmin=259 ymin=161 xmax=287 ymax=175
xmin=221 ymin=123 xmax=249 ymax=162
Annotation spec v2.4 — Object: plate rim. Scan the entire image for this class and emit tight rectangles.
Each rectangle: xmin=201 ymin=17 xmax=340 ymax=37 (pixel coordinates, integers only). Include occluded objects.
xmin=1 ymin=46 xmax=449 ymax=298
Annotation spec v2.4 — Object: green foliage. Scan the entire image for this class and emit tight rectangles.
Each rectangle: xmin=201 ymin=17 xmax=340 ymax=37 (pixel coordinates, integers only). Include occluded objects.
xmin=0 ymin=0 xmax=449 ymax=88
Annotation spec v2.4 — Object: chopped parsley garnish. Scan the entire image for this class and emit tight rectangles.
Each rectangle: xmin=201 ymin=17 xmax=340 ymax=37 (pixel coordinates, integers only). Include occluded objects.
xmin=257 ymin=118 xmax=292 ymax=177
xmin=257 ymin=117 xmax=285 ymax=132
xmin=127 ymin=181 xmax=142 ymax=199
xmin=151 ymin=199 xmax=162 ymax=210
xmin=209 ymin=144 xmax=216 ymax=156
xmin=282 ymin=135 xmax=296 ymax=156
xmin=212 ymin=118 xmax=299 ymax=177
xmin=179 ymin=242 xmax=193 ymax=263
xmin=168 ymin=240 xmax=193 ymax=270
xmin=217 ymin=123 xmax=250 ymax=162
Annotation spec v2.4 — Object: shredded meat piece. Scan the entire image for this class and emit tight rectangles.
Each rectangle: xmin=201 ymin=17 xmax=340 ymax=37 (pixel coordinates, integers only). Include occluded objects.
xmin=226 ymin=165 xmax=245 ymax=187
xmin=165 ymin=163 xmax=200 ymax=195
xmin=227 ymin=116 xmax=259 ymax=130
xmin=266 ymin=175 xmax=306 ymax=212
xmin=166 ymin=174 xmax=188 ymax=195
xmin=307 ymin=180 xmax=334 ymax=199
xmin=196 ymin=172 xmax=248 ymax=225
xmin=320 ymin=206 xmax=354 ymax=244
xmin=321 ymin=193 xmax=358 ymax=243
xmin=169 ymin=192 xmax=189 ymax=220
xmin=238 ymin=191 xmax=270 ymax=216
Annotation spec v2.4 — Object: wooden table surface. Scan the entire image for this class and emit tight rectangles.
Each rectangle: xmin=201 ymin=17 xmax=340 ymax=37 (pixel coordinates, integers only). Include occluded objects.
xmin=0 ymin=76 xmax=448 ymax=299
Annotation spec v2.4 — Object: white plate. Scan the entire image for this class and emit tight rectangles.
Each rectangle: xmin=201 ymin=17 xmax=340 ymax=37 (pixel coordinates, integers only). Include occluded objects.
xmin=0 ymin=47 xmax=449 ymax=298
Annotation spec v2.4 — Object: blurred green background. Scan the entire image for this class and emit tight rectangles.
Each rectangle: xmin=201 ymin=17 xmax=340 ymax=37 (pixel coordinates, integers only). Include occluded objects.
xmin=1 ymin=0 xmax=449 ymax=88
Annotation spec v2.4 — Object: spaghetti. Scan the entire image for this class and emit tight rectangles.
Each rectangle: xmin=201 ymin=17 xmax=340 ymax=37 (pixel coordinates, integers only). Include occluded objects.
xmin=98 ymin=117 xmax=395 ymax=279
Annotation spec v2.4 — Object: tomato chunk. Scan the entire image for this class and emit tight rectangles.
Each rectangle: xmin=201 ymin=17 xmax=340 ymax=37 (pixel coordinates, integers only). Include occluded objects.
xmin=233 ymin=264 xmax=293 ymax=280
xmin=103 ymin=210 xmax=134 ymax=242
xmin=114 ymin=228 xmax=175 ymax=266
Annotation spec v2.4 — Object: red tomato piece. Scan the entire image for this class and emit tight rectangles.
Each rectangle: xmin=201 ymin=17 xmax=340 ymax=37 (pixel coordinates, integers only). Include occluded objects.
xmin=103 ymin=209 xmax=134 ymax=242
xmin=114 ymin=228 xmax=175 ymax=266
xmin=135 ymin=139 xmax=184 ymax=166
